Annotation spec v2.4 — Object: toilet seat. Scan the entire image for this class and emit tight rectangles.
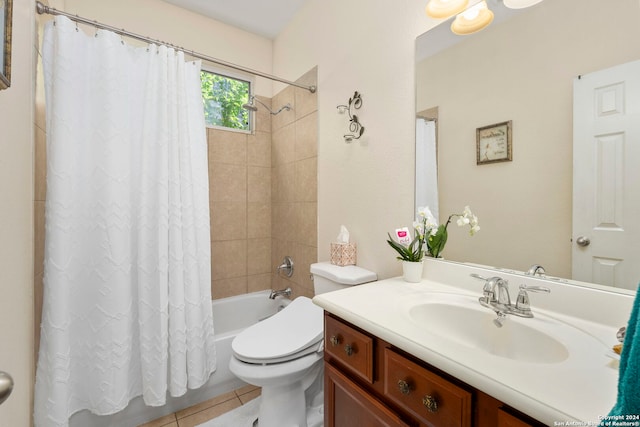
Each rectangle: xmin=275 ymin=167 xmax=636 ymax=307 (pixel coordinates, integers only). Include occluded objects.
xmin=232 ymin=296 xmax=324 ymax=364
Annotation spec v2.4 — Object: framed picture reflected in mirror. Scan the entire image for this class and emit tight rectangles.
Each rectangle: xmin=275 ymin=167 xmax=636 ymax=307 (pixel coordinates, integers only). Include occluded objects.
xmin=0 ymin=0 xmax=13 ymax=90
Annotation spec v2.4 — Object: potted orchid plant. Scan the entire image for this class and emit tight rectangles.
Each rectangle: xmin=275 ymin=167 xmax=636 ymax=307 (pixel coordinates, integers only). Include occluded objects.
xmin=420 ymin=205 xmax=480 ymax=259
xmin=387 ymin=206 xmax=480 ymax=282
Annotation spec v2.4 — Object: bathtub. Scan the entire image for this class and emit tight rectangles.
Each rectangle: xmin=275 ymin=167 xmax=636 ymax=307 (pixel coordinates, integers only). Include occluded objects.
xmin=69 ymin=290 xmax=290 ymax=427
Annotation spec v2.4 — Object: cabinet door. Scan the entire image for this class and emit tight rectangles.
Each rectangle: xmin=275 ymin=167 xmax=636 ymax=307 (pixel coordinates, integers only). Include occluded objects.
xmin=326 ymin=363 xmax=410 ymax=427
xmin=498 ymin=408 xmax=536 ymax=427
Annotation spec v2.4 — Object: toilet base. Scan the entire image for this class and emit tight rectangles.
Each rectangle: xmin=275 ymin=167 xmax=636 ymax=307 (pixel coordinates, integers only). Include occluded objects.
xmin=229 ymin=353 xmax=323 ymax=427
xmin=257 ymin=382 xmax=307 ymax=427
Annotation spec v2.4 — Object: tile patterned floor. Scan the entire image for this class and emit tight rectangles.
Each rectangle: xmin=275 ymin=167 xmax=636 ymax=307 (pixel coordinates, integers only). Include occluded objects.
xmin=138 ymin=385 xmax=261 ymax=427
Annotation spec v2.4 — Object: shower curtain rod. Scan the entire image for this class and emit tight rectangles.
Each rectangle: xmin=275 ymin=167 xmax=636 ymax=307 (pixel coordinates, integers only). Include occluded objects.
xmin=35 ymin=1 xmax=317 ymax=93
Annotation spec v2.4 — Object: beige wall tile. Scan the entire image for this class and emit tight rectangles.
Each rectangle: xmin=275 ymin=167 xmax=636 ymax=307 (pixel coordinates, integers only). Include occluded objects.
xmin=247 ymin=166 xmax=271 ymax=203
xmin=295 ymin=202 xmax=317 ymax=248
xmin=295 ymin=111 xmax=318 ymax=161
xmin=247 ymin=202 xmax=271 ymax=239
xmin=295 ymin=243 xmax=318 ymax=295
xmin=247 ymin=237 xmax=271 ymax=275
xmin=207 ymin=129 xmax=247 ymax=165
xmin=209 ymin=163 xmax=247 ymax=202
xmin=271 ymin=238 xmax=295 ymax=273
xmin=35 ymin=127 xmax=47 ymax=202
xmin=271 ymin=123 xmax=295 ymax=166
xmin=272 ymin=163 xmax=295 ymax=203
xmin=247 ymin=131 xmax=271 ymax=167
xmin=272 ymin=86 xmax=295 ymax=131
xmin=211 ymin=240 xmax=247 ymax=280
xmin=254 ymin=95 xmax=272 ymax=133
xmin=295 ymin=158 xmax=317 ymax=203
xmin=247 ymin=273 xmax=271 ymax=293
xmin=294 ymin=67 xmax=318 ymax=120
xmin=210 ymin=202 xmax=247 ymax=241
xmin=211 ymin=276 xmax=247 ymax=300
xmin=271 ymin=202 xmax=295 ymax=241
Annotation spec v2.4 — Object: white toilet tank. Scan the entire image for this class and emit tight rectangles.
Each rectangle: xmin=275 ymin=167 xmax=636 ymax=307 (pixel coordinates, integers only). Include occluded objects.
xmin=310 ymin=262 xmax=377 ymax=295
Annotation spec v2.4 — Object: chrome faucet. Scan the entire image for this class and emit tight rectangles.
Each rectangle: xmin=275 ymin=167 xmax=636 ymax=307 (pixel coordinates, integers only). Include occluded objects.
xmin=471 ymin=274 xmax=550 ymax=324
xmin=526 ymin=264 xmax=546 ymax=277
xmin=269 ymin=287 xmax=292 ymax=300
xmin=473 ymin=274 xmax=511 ymax=313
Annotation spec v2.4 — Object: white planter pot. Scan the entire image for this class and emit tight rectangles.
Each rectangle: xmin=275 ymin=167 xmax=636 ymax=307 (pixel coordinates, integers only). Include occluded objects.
xmin=402 ymin=260 xmax=424 ymax=283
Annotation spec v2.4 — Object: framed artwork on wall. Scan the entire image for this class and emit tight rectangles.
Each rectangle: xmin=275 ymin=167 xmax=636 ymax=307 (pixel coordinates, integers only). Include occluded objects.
xmin=0 ymin=0 xmax=12 ymax=90
xmin=476 ymin=120 xmax=512 ymax=165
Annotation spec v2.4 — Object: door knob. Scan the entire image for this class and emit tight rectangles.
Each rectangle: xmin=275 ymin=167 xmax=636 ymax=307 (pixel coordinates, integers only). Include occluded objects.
xmin=0 ymin=371 xmax=14 ymax=406
xmin=576 ymin=236 xmax=591 ymax=247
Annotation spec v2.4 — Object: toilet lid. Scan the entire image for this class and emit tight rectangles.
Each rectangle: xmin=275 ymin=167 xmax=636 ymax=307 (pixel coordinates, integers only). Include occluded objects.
xmin=232 ymin=296 xmax=324 ymax=364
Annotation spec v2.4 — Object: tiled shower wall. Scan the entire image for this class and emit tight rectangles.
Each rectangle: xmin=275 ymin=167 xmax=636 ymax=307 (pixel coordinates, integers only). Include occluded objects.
xmin=270 ymin=68 xmax=318 ymax=300
xmin=34 ymin=67 xmax=317 ymax=354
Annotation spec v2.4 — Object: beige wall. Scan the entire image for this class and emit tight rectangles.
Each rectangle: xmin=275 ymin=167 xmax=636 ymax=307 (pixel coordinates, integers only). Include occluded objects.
xmin=273 ymin=0 xmax=437 ymax=280
xmin=415 ymin=0 xmax=640 ymax=276
xmin=60 ymin=0 xmax=275 ymax=97
xmin=0 ymin=0 xmax=36 ymax=425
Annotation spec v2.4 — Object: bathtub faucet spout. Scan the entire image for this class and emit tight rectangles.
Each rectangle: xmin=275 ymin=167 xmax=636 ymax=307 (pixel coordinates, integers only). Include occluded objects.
xmin=269 ymin=287 xmax=292 ymax=300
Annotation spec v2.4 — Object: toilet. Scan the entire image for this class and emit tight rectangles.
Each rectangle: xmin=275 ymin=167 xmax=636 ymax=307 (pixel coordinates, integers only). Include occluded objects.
xmin=229 ymin=262 xmax=377 ymax=427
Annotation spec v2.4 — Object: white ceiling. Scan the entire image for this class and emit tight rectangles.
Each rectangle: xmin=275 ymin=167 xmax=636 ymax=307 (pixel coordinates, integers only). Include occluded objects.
xmin=161 ymin=0 xmax=311 ymax=39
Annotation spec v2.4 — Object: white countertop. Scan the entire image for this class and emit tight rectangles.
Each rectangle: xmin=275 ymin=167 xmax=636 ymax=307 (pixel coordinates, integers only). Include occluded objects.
xmin=312 ymin=260 xmax=632 ymax=425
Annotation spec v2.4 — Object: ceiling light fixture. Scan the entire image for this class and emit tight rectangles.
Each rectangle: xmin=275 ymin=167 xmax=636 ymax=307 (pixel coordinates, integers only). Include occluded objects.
xmin=503 ymin=0 xmax=544 ymax=9
xmin=425 ymin=0 xmax=469 ymax=19
xmin=451 ymin=0 xmax=494 ymax=35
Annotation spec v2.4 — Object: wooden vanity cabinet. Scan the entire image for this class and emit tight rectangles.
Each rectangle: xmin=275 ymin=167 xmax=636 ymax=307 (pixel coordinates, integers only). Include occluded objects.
xmin=323 ymin=312 xmax=545 ymax=427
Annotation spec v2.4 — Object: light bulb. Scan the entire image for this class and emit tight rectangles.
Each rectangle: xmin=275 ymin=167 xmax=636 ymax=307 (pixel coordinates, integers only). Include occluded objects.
xmin=451 ymin=1 xmax=494 ymax=35
xmin=425 ymin=0 xmax=469 ymax=19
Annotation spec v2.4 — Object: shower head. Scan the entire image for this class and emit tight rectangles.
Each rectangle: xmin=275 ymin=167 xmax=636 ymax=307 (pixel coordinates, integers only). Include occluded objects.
xmin=242 ymin=96 xmax=291 ymax=115
xmin=242 ymin=101 xmax=258 ymax=112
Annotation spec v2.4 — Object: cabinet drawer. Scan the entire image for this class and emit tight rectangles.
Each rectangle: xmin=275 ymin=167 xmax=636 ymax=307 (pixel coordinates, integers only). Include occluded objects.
xmin=324 ymin=314 xmax=374 ymax=383
xmin=384 ymin=348 xmax=472 ymax=427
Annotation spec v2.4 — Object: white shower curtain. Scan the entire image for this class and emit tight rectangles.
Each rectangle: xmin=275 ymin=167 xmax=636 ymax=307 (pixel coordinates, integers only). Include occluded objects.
xmin=35 ymin=16 xmax=216 ymax=427
xmin=415 ymin=118 xmax=439 ymax=222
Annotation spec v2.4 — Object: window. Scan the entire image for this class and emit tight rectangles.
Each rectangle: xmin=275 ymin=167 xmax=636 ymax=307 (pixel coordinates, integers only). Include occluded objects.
xmin=200 ymin=69 xmax=251 ymax=132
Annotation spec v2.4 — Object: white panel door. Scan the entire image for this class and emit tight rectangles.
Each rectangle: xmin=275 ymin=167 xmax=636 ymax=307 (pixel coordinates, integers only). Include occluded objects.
xmin=573 ymin=59 xmax=640 ymax=290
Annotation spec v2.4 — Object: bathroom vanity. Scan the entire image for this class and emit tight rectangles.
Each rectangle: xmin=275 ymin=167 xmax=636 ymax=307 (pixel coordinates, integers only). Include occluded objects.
xmin=312 ymin=258 xmax=634 ymax=426
xmin=324 ymin=313 xmax=541 ymax=426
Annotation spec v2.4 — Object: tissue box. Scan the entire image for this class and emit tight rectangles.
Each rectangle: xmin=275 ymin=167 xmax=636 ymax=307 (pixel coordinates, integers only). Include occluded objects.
xmin=330 ymin=242 xmax=357 ymax=266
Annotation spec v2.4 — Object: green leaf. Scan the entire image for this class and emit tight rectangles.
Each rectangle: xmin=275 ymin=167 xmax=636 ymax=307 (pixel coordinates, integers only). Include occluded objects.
xmin=427 ymin=225 xmax=448 ymax=258
xmin=387 ymin=233 xmax=423 ymax=262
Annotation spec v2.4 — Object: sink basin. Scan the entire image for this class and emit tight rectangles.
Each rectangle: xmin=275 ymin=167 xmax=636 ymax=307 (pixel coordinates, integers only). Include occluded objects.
xmin=405 ymin=293 xmax=589 ymax=364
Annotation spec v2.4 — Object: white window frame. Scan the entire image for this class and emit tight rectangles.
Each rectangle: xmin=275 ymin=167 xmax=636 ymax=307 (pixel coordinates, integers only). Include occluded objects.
xmin=200 ymin=64 xmax=254 ymax=134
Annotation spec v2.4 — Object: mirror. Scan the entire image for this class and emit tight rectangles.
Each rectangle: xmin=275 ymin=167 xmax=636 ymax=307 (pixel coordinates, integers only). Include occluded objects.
xmin=416 ymin=0 xmax=640 ymax=291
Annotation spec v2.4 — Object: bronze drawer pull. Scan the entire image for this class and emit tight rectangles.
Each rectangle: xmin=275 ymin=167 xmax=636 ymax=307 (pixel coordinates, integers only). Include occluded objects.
xmin=397 ymin=379 xmax=411 ymax=395
xmin=329 ymin=335 xmax=341 ymax=346
xmin=422 ymin=395 xmax=438 ymax=413
xmin=344 ymin=344 xmax=354 ymax=356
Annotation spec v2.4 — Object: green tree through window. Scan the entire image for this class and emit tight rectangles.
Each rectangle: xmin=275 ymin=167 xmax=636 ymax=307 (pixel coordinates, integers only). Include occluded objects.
xmin=201 ymin=70 xmax=250 ymax=131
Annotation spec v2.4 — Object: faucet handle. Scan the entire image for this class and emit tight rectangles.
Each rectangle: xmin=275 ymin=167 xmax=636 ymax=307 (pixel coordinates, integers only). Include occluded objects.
xmin=513 ymin=284 xmax=550 ymax=317
xmin=519 ymin=284 xmax=551 ymax=294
